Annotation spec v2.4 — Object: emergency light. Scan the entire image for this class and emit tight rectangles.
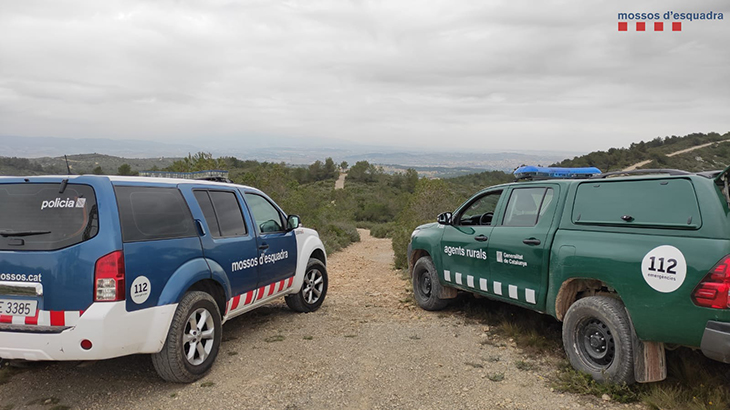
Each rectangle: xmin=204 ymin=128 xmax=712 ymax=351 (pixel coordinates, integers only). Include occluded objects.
xmin=514 ymin=166 xmax=602 ymax=180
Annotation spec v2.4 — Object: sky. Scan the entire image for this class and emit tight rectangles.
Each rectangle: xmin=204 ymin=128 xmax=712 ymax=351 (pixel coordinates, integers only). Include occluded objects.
xmin=1 ymin=0 xmax=729 ymax=154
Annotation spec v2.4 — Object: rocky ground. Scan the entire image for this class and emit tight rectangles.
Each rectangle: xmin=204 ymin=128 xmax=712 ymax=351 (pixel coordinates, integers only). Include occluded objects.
xmin=0 ymin=230 xmax=640 ymax=409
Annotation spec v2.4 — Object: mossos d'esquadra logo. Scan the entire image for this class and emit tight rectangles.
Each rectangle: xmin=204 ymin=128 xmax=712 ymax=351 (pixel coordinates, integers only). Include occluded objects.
xmin=617 ymin=10 xmax=724 ymax=32
xmin=40 ymin=197 xmax=86 ymax=210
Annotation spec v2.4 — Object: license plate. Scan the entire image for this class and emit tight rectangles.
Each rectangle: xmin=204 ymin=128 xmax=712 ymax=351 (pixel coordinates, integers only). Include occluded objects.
xmin=0 ymin=298 xmax=38 ymax=317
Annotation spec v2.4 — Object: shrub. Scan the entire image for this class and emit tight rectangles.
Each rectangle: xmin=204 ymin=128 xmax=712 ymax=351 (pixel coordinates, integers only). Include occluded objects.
xmin=370 ymin=222 xmax=396 ymax=238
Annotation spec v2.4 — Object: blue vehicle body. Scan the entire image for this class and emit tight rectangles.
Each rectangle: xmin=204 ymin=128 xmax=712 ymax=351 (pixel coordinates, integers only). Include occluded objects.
xmin=0 ymin=175 xmax=326 ymax=373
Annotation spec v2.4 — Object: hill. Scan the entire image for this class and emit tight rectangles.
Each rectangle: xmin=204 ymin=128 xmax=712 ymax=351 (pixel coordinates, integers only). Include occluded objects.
xmin=0 ymin=154 xmax=179 ymax=176
xmin=553 ymin=132 xmax=730 ymax=172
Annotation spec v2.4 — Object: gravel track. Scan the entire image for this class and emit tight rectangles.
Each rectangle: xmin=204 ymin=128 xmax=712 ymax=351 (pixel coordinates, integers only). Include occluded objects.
xmin=0 ymin=230 xmax=635 ymax=409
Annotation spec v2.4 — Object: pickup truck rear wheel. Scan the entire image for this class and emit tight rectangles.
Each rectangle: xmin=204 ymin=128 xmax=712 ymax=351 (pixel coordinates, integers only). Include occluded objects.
xmin=413 ymin=256 xmax=449 ymax=311
xmin=286 ymin=258 xmax=328 ymax=312
xmin=152 ymin=291 xmax=222 ymax=383
xmin=562 ymin=296 xmax=634 ymax=384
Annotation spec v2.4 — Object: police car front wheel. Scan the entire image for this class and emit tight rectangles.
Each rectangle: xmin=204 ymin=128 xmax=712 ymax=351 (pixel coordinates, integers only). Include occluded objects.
xmin=286 ymin=258 xmax=328 ymax=313
xmin=152 ymin=291 xmax=222 ymax=383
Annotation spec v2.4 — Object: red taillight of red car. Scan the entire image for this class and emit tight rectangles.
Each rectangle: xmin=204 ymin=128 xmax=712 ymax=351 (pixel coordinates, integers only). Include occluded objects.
xmin=94 ymin=251 xmax=125 ymax=302
xmin=692 ymin=255 xmax=730 ymax=309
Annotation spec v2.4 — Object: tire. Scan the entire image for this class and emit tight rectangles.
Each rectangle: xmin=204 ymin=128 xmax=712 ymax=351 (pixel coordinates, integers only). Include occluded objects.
xmin=412 ymin=256 xmax=449 ymax=311
xmin=562 ymin=296 xmax=635 ymax=384
xmin=285 ymin=258 xmax=328 ymax=313
xmin=152 ymin=291 xmax=222 ymax=383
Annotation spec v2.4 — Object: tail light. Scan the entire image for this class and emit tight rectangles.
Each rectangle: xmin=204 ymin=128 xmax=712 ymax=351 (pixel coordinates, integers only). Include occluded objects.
xmin=692 ymin=255 xmax=730 ymax=309
xmin=94 ymin=251 xmax=125 ymax=302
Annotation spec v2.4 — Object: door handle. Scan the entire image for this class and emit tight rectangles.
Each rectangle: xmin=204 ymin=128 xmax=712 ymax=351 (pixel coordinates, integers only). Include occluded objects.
xmin=195 ymin=219 xmax=206 ymax=236
xmin=259 ymin=243 xmax=269 ymax=250
xmin=475 ymin=235 xmax=488 ymax=242
xmin=523 ymin=238 xmax=541 ymax=245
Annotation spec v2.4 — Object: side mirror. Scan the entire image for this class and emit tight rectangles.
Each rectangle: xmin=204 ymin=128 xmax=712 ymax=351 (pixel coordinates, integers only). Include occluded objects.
xmin=437 ymin=212 xmax=452 ymax=225
xmin=287 ymin=214 xmax=301 ymax=230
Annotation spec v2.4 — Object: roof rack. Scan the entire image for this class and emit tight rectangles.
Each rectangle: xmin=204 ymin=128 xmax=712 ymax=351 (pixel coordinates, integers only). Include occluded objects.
xmin=139 ymin=169 xmax=231 ymax=183
xmin=696 ymin=170 xmax=723 ymax=179
xmin=591 ymin=169 xmax=691 ymax=179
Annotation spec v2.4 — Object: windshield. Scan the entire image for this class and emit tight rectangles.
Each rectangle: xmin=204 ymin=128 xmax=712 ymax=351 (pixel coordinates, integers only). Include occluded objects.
xmin=0 ymin=183 xmax=99 ymax=251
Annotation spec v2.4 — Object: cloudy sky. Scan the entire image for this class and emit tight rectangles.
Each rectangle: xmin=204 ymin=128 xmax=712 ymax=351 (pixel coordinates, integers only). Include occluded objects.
xmin=1 ymin=0 xmax=729 ymax=153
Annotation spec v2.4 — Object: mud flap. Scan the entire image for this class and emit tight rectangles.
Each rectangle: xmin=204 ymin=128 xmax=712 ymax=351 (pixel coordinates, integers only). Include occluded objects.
xmin=628 ymin=309 xmax=667 ymax=383
xmin=439 ymin=285 xmax=458 ymax=299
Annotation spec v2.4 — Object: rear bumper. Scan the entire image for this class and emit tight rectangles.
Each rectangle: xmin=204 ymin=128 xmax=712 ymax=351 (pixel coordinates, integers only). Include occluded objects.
xmin=700 ymin=321 xmax=730 ymax=364
xmin=0 ymin=301 xmax=176 ymax=361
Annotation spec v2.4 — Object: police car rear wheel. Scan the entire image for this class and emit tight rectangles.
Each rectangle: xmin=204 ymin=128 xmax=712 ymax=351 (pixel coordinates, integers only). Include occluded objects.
xmin=152 ymin=291 xmax=222 ymax=383
xmin=413 ymin=256 xmax=449 ymax=311
xmin=562 ymin=296 xmax=634 ymax=384
xmin=286 ymin=258 xmax=328 ymax=313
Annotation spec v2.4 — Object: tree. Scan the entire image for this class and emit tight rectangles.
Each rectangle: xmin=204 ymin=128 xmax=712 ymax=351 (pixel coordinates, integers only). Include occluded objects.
xmin=348 ymin=161 xmax=383 ymax=183
xmin=308 ymin=160 xmax=324 ymax=181
xmin=403 ymin=169 xmax=419 ymax=193
xmin=92 ymin=166 xmax=103 ymax=175
xmin=167 ymin=152 xmax=226 ymax=172
xmin=323 ymin=158 xmax=338 ymax=180
xmin=117 ymin=163 xmax=134 ymax=176
xmin=339 ymin=161 xmax=348 ymax=171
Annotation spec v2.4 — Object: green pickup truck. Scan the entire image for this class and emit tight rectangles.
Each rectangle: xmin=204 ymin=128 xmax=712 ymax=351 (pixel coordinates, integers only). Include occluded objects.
xmin=407 ymin=166 xmax=730 ymax=384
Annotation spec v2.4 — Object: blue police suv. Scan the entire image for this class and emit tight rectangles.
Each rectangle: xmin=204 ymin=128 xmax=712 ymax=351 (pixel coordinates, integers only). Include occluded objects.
xmin=0 ymin=175 xmax=327 ymax=382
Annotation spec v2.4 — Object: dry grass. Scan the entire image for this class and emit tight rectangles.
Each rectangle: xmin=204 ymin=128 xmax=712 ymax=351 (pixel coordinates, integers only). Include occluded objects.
xmin=445 ymin=293 xmax=730 ymax=408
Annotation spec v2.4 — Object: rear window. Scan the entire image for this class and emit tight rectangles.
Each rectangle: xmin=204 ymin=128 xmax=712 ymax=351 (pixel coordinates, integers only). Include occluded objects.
xmin=572 ymin=179 xmax=701 ymax=229
xmin=0 ymin=183 xmax=99 ymax=251
xmin=115 ymin=186 xmax=196 ymax=242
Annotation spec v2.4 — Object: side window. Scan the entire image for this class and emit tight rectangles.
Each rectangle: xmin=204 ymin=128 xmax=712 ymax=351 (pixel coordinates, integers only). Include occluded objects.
xmin=194 ymin=191 xmax=220 ymax=236
xmin=209 ymin=191 xmax=247 ymax=237
xmin=502 ymin=188 xmax=553 ymax=227
xmin=193 ymin=190 xmax=247 ymax=238
xmin=458 ymin=191 xmax=502 ymax=226
xmin=244 ymin=193 xmax=285 ymax=233
xmin=115 ymin=186 xmax=196 ymax=242
xmin=539 ymin=189 xmax=555 ymax=218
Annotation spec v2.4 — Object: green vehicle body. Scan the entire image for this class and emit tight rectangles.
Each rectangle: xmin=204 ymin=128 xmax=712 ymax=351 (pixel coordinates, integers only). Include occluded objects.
xmin=408 ymin=172 xmax=730 ymax=364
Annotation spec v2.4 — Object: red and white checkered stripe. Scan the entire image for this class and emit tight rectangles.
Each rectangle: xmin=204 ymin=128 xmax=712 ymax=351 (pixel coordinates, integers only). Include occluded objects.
xmin=0 ymin=310 xmax=84 ymax=326
xmin=227 ymin=276 xmax=294 ymax=314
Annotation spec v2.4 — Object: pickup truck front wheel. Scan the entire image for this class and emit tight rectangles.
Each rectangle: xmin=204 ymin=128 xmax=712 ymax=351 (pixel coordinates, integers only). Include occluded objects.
xmin=413 ymin=256 xmax=449 ymax=311
xmin=562 ymin=296 xmax=634 ymax=384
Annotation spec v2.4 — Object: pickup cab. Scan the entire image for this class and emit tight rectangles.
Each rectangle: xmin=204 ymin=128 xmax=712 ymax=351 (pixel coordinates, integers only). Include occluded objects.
xmin=408 ymin=166 xmax=730 ymax=384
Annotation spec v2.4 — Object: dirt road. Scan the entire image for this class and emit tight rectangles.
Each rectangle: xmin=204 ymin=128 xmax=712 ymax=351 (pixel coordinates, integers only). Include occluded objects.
xmin=0 ymin=231 xmax=630 ymax=409
xmin=335 ymin=173 xmax=346 ymax=189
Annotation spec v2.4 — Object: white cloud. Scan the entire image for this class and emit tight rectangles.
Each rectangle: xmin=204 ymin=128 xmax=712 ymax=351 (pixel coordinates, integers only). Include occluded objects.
xmin=0 ymin=0 xmax=728 ymax=152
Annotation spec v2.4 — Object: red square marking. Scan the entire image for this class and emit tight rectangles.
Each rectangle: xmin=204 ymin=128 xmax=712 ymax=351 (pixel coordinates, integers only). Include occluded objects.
xmin=654 ymin=22 xmax=664 ymax=31
xmin=50 ymin=310 xmax=65 ymax=326
xmin=636 ymin=22 xmax=646 ymax=31
xmin=618 ymin=22 xmax=628 ymax=31
xmin=673 ymin=22 xmax=682 ymax=31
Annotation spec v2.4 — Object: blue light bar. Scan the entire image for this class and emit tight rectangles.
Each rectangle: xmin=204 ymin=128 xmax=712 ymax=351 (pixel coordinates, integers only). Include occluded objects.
xmin=514 ymin=166 xmax=602 ymax=180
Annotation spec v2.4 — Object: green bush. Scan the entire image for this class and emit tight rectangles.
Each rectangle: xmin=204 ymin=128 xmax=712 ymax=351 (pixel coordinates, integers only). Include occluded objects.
xmin=355 ymin=221 xmax=376 ymax=229
xmin=392 ymin=179 xmax=461 ymax=269
xmin=316 ymin=221 xmax=360 ymax=253
xmin=370 ymin=222 xmax=396 ymax=238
